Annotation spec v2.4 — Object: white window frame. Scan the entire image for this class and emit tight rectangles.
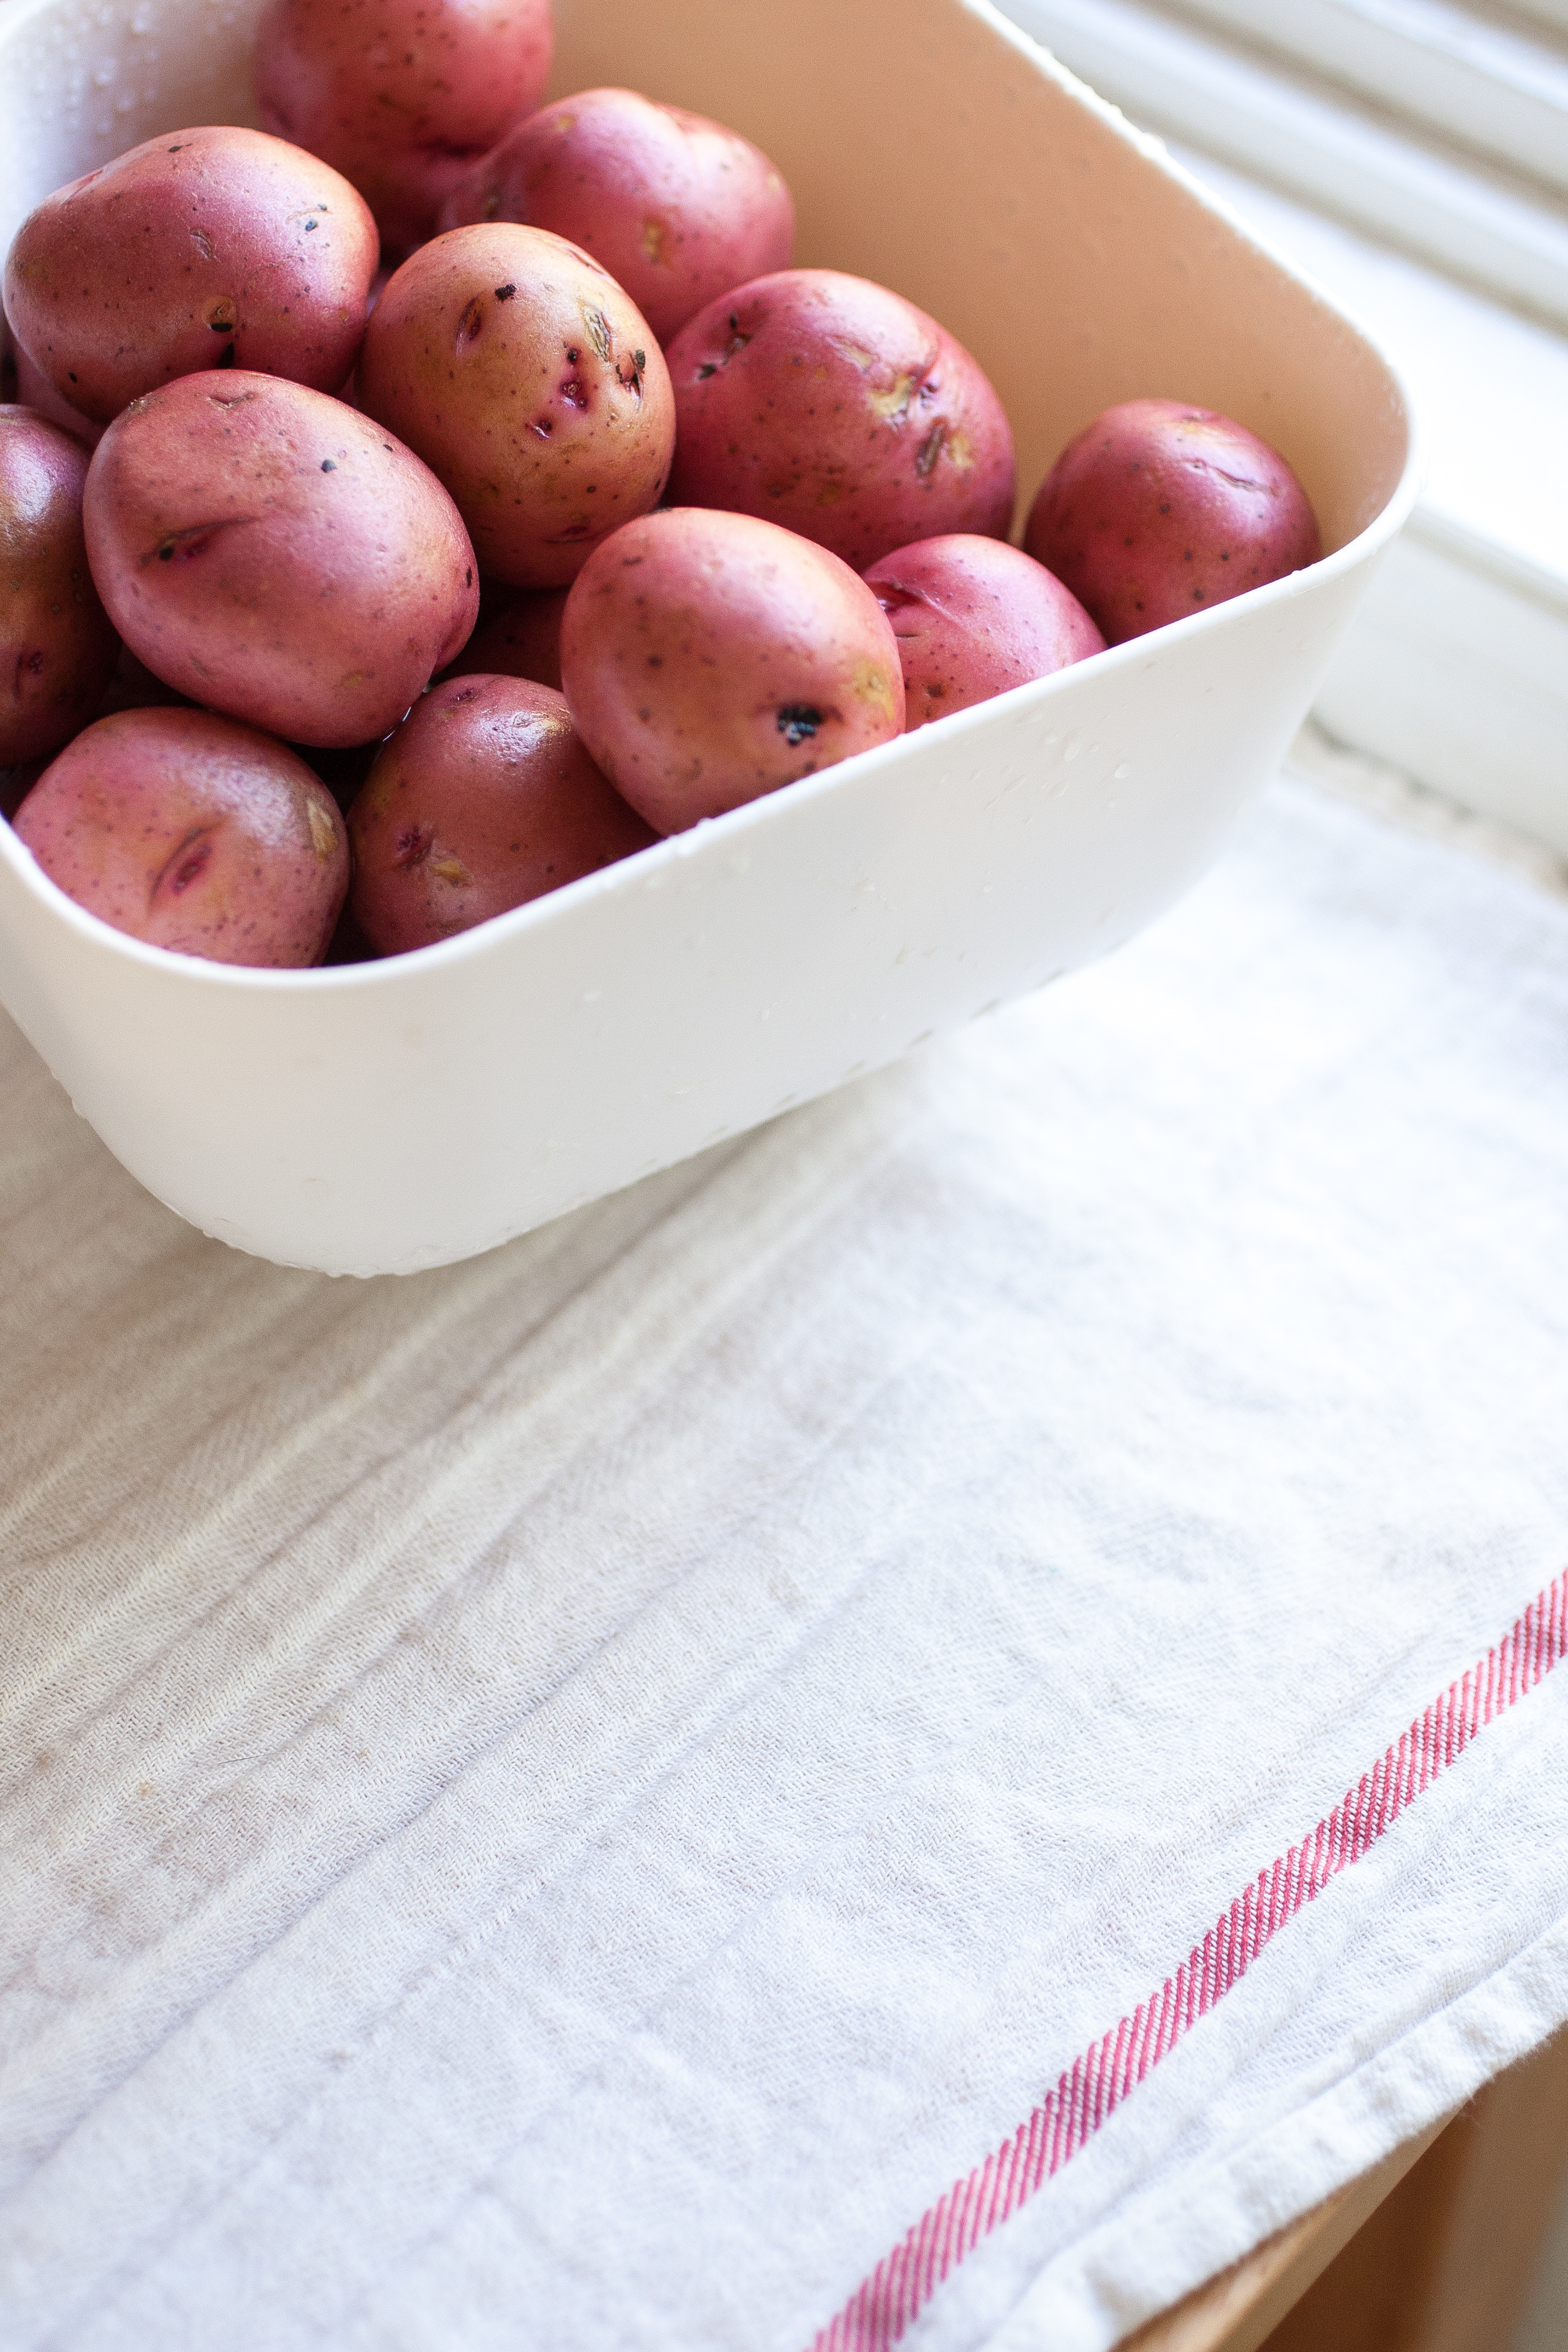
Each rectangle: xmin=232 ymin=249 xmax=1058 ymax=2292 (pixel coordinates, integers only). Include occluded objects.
xmin=1171 ymin=0 xmax=1568 ymax=199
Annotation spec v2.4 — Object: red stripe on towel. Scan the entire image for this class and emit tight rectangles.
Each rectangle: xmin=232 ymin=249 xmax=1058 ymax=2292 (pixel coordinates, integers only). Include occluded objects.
xmin=810 ymin=1567 xmax=1568 ymax=2352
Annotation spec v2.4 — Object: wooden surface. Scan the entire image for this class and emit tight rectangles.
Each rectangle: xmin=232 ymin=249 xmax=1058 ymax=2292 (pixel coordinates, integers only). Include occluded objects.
xmin=1122 ymin=2024 xmax=1568 ymax=2352
xmin=1266 ymin=2025 xmax=1568 ymax=2352
xmin=1122 ymin=2126 xmax=1444 ymax=2352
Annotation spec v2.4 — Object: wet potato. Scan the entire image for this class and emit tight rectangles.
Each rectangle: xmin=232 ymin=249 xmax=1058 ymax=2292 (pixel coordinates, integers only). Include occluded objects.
xmin=451 ymin=588 xmax=569 ymax=690
xmin=255 ymin=0 xmax=554 ymax=256
xmin=347 ymin=671 xmax=657 ymax=955
xmin=8 ymin=341 xmax=106 ymax=448
xmin=3 ymin=127 xmax=379 ymax=426
xmin=1024 ymin=397 xmax=1322 ymax=644
xmin=1 ymin=405 xmax=120 ymax=765
xmin=664 ymin=268 xmax=1016 ymax=573
xmin=13 ymin=704 xmax=348 ymax=964
xmin=357 ymin=223 xmax=675 ymax=588
xmin=440 ymin=87 xmax=793 ymax=345
xmin=83 ymin=369 xmax=479 ymax=747
xmin=559 ymin=506 xmax=905 ymax=836
xmin=864 ymin=534 xmax=1103 ymax=728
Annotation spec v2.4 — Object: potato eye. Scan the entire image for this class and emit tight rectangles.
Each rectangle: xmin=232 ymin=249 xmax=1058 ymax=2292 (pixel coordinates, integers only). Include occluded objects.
xmin=776 ymin=704 xmax=822 ymax=746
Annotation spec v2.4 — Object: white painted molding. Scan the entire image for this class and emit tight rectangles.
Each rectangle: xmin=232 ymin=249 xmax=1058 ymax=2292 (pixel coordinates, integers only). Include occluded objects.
xmin=1171 ymin=0 xmax=1568 ymax=199
xmin=1317 ymin=528 xmax=1568 ymax=856
xmin=1000 ymin=0 xmax=1568 ymax=330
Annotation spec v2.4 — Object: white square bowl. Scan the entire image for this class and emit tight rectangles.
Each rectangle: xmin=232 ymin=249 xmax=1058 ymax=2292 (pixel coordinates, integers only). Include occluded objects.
xmin=0 ymin=0 xmax=1417 ymax=1276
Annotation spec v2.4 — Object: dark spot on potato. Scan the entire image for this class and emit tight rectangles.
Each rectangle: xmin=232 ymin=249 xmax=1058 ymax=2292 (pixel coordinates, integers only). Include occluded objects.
xmin=321 ymin=458 xmax=336 ymax=470
xmin=167 ymin=143 xmax=186 ymax=152
xmin=531 ymin=418 xmax=553 ymax=438
xmin=633 ymin=349 xmax=646 ymax=370
xmin=914 ymin=425 xmax=946 ymax=480
xmin=465 ymin=566 xmax=472 ymax=586
xmin=696 ymin=314 xmax=752 ymax=381
xmin=494 ymin=282 xmax=516 ymax=300
xmin=457 ymin=297 xmax=484 ymax=348
xmin=1160 ymin=501 xmax=1170 ymax=514
xmin=647 ymin=654 xmax=662 ymax=667
xmin=215 ymin=345 xmax=236 ymax=369
xmin=141 ymin=515 xmax=253 ymax=570
xmin=566 ymin=346 xmax=580 ymax=364
xmin=305 ymin=218 xmax=317 ymax=231
xmin=67 ymin=371 xmax=77 ymax=383
xmin=776 ymin=704 xmax=822 ymax=746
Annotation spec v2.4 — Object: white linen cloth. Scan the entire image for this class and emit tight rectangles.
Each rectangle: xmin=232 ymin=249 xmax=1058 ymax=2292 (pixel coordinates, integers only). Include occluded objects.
xmin=4 ymin=760 xmax=1568 ymax=2352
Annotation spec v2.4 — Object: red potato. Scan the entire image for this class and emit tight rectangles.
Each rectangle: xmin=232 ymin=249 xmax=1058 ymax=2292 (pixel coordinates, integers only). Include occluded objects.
xmin=83 ymin=370 xmax=479 ymax=747
xmin=358 ymin=224 xmax=675 ymax=588
xmin=559 ymin=507 xmax=905 ymax=836
xmin=863 ymin=534 xmax=1104 ymax=728
xmin=664 ymin=269 xmax=1015 ymax=571
xmin=3 ymin=127 xmax=379 ymax=426
xmin=295 ymin=734 xmax=385 ymax=815
xmin=92 ymin=642 xmax=193 ymax=722
xmin=1 ymin=759 xmax=46 ymax=820
xmin=451 ymin=588 xmax=568 ymax=689
xmin=1024 ymin=397 xmax=1322 ymax=644
xmin=254 ymin=0 xmax=553 ymax=256
xmin=1 ymin=406 xmax=120 ymax=765
xmin=12 ymin=705 xmax=347 ymax=965
xmin=9 ymin=337 xmax=105 ymax=448
xmin=439 ymin=87 xmax=794 ymax=344
xmin=347 ymin=672 xmax=657 ymax=954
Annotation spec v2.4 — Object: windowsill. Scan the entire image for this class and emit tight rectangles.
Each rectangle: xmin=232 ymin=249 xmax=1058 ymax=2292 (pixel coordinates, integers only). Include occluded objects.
xmin=1163 ymin=146 xmax=1568 ymax=607
xmin=1172 ymin=143 xmax=1568 ymax=852
xmin=994 ymin=0 xmax=1568 ymax=854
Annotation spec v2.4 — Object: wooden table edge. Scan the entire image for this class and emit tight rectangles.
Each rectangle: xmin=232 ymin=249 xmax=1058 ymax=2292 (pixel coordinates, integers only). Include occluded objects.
xmin=1120 ymin=2117 xmax=1450 ymax=2352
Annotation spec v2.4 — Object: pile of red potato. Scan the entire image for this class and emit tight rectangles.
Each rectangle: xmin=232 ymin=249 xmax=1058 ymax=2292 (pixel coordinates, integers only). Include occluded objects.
xmin=0 ymin=0 xmax=1322 ymax=968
